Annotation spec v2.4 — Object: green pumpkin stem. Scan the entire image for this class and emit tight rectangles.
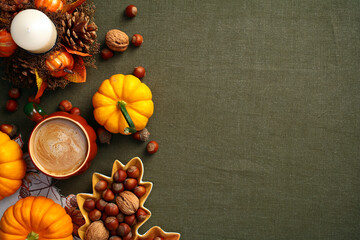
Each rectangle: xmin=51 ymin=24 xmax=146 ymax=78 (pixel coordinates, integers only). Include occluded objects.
xmin=117 ymin=101 xmax=137 ymax=134
xmin=26 ymin=232 xmax=39 ymax=240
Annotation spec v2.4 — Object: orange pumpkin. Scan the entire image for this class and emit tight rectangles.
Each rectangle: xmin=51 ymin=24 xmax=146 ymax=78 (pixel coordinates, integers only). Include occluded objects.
xmin=34 ymin=0 xmax=64 ymax=12
xmin=0 ymin=196 xmax=73 ymax=240
xmin=0 ymin=131 xmax=26 ymax=200
xmin=93 ymin=74 xmax=154 ymax=135
xmin=45 ymin=49 xmax=75 ymax=77
xmin=0 ymin=29 xmax=17 ymax=58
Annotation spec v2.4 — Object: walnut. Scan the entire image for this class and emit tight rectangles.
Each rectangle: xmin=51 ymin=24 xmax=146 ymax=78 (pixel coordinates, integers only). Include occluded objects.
xmin=116 ymin=191 xmax=139 ymax=215
xmin=85 ymin=221 xmax=109 ymax=240
xmin=105 ymin=29 xmax=129 ymax=52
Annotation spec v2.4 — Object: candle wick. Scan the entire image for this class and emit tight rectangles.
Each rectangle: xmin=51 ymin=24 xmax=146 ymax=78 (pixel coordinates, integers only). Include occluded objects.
xmin=26 ymin=27 xmax=31 ymax=33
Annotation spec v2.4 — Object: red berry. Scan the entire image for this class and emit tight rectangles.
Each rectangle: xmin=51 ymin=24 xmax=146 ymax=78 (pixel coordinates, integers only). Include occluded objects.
xmin=5 ymin=100 xmax=18 ymax=112
xmin=133 ymin=66 xmax=146 ymax=79
xmin=59 ymin=100 xmax=72 ymax=112
xmin=146 ymin=141 xmax=159 ymax=154
xmin=101 ymin=48 xmax=114 ymax=60
xmin=131 ymin=34 xmax=143 ymax=47
xmin=125 ymin=5 xmax=137 ymax=18
xmin=8 ymin=88 xmax=21 ymax=99
xmin=70 ymin=107 xmax=81 ymax=115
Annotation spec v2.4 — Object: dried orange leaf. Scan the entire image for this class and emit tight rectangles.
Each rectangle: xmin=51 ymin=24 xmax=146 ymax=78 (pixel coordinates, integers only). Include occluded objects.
xmin=0 ymin=18 xmax=9 ymax=24
xmin=62 ymin=44 xmax=92 ymax=57
xmin=34 ymin=69 xmax=47 ymax=100
xmin=62 ymin=0 xmax=87 ymax=14
xmin=64 ymin=56 xmax=86 ymax=83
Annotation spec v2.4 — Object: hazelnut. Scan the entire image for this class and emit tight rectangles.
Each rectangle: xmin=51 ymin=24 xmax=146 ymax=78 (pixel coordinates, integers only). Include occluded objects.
xmin=110 ymin=231 xmax=118 ymax=237
xmin=85 ymin=221 xmax=109 ymax=240
xmin=96 ymin=127 xmax=112 ymax=144
xmin=0 ymin=124 xmax=17 ymax=138
xmin=105 ymin=216 xmax=119 ymax=231
xmin=8 ymin=88 xmax=21 ymax=99
xmin=125 ymin=5 xmax=137 ymax=18
xmin=136 ymin=208 xmax=147 ymax=222
xmin=112 ymin=182 xmax=125 ymax=194
xmin=101 ymin=212 xmax=108 ymax=222
xmin=101 ymin=48 xmax=114 ymax=60
xmin=116 ymin=212 xmax=125 ymax=223
xmin=70 ymin=107 xmax=81 ymax=115
xmin=95 ymin=180 xmax=108 ymax=192
xmin=127 ymin=166 xmax=140 ymax=178
xmin=114 ymin=169 xmax=127 ymax=182
xmin=5 ymin=99 xmax=18 ymax=112
xmin=58 ymin=100 xmax=72 ymax=112
xmin=124 ymin=178 xmax=138 ymax=190
xmin=134 ymin=185 xmax=146 ymax=198
xmin=109 ymin=236 xmax=122 ymax=240
xmin=105 ymin=203 xmax=120 ymax=216
xmin=124 ymin=214 xmax=136 ymax=226
xmin=88 ymin=209 xmax=102 ymax=221
xmin=116 ymin=191 xmax=139 ymax=215
xmin=83 ymin=198 xmax=96 ymax=212
xmin=117 ymin=223 xmax=131 ymax=237
xmin=146 ymin=141 xmax=159 ymax=154
xmin=123 ymin=232 xmax=133 ymax=240
xmin=133 ymin=66 xmax=146 ymax=79
xmin=106 ymin=29 xmax=129 ymax=52
xmin=131 ymin=34 xmax=143 ymax=47
xmin=133 ymin=128 xmax=150 ymax=142
xmin=96 ymin=199 xmax=108 ymax=211
xmin=102 ymin=189 xmax=115 ymax=202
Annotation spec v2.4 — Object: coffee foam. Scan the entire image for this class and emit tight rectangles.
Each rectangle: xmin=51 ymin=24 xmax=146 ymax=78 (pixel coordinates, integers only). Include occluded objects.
xmin=32 ymin=118 xmax=88 ymax=176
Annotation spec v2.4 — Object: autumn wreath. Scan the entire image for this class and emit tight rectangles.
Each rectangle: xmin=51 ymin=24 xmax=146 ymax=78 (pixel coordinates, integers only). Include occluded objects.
xmin=0 ymin=0 xmax=99 ymax=99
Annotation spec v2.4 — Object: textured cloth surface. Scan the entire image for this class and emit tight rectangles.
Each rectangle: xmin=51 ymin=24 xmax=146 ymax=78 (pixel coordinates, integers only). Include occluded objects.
xmin=0 ymin=0 xmax=359 ymax=239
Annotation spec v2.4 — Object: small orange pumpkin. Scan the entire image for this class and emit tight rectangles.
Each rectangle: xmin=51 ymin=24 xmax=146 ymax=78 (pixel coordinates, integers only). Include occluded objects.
xmin=0 ymin=131 xmax=26 ymax=200
xmin=92 ymin=74 xmax=154 ymax=134
xmin=34 ymin=0 xmax=64 ymax=12
xmin=0 ymin=29 xmax=17 ymax=58
xmin=45 ymin=49 xmax=75 ymax=77
xmin=0 ymin=196 xmax=73 ymax=240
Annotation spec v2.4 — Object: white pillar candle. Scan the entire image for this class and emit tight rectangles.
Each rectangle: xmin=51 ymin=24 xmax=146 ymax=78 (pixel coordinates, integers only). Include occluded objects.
xmin=10 ymin=9 xmax=57 ymax=54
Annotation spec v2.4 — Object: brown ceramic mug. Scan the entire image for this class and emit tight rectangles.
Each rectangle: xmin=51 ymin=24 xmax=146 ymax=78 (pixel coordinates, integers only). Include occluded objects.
xmin=25 ymin=103 xmax=97 ymax=179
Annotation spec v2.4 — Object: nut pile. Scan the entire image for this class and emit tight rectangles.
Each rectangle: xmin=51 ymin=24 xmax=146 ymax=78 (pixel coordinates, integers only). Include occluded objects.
xmin=84 ymin=166 xmax=148 ymax=240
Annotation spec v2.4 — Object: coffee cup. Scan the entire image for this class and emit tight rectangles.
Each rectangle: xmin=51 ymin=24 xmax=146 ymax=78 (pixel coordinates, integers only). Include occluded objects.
xmin=25 ymin=103 xmax=97 ymax=179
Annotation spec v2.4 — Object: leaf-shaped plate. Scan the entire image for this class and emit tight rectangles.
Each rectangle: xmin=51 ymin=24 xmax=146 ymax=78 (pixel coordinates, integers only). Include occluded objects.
xmin=77 ymin=157 xmax=180 ymax=240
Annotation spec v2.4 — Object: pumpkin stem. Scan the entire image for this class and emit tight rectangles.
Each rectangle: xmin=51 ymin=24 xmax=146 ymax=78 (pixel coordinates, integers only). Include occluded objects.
xmin=26 ymin=232 xmax=39 ymax=240
xmin=117 ymin=101 xmax=137 ymax=134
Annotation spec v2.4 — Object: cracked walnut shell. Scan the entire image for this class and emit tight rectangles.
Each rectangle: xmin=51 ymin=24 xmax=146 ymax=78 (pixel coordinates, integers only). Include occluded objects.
xmin=105 ymin=29 xmax=129 ymax=52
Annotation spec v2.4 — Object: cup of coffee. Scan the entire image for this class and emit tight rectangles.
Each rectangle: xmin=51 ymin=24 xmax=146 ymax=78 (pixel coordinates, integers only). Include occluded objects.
xmin=25 ymin=103 xmax=97 ymax=179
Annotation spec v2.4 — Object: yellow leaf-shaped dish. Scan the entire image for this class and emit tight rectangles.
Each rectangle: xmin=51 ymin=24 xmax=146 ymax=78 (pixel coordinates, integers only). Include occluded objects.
xmin=77 ymin=157 xmax=180 ymax=240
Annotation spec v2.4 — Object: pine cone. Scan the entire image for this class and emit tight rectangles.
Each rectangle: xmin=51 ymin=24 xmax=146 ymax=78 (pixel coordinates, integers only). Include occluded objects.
xmin=61 ymin=11 xmax=98 ymax=53
xmin=8 ymin=58 xmax=36 ymax=88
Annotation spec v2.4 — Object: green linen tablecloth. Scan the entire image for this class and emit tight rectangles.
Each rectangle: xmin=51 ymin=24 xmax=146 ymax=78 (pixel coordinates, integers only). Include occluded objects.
xmin=0 ymin=1 xmax=359 ymax=239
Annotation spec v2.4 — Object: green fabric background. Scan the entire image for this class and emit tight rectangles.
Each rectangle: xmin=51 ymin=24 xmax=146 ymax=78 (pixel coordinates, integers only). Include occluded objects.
xmin=1 ymin=0 xmax=360 ymax=239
